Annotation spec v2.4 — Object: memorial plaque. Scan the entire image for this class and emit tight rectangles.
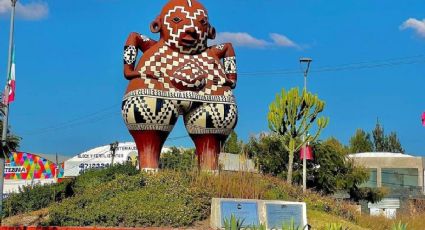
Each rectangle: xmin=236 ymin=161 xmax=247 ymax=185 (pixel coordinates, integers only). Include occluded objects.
xmin=210 ymin=198 xmax=308 ymax=229
xmin=220 ymin=200 xmax=259 ymax=227
xmin=266 ymin=203 xmax=305 ymax=229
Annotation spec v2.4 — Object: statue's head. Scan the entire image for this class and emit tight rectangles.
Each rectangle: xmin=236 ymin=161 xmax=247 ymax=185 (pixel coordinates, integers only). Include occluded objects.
xmin=150 ymin=0 xmax=216 ymax=55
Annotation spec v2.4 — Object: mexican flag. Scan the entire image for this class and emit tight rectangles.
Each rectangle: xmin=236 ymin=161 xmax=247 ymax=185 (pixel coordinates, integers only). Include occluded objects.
xmin=6 ymin=47 xmax=16 ymax=104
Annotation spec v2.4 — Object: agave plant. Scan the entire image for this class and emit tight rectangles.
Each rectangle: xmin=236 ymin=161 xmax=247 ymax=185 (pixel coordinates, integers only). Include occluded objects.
xmin=223 ymin=214 xmax=245 ymax=230
xmin=281 ymin=218 xmax=302 ymax=230
xmin=327 ymin=223 xmax=349 ymax=230
xmin=250 ymin=224 xmax=267 ymax=230
xmin=391 ymin=221 xmax=408 ymax=230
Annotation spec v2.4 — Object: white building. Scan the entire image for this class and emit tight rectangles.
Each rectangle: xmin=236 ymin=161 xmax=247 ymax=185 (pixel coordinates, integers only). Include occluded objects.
xmin=63 ymin=142 xmax=171 ymax=177
xmin=349 ymin=152 xmax=425 ymax=219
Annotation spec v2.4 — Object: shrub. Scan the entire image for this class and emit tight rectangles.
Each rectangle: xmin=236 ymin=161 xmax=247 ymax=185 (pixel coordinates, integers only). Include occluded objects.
xmin=3 ymin=178 xmax=73 ymax=218
xmin=48 ymin=171 xmax=211 ymax=227
xmin=72 ymin=162 xmax=139 ymax=194
xmin=3 ymin=163 xmax=138 ymax=218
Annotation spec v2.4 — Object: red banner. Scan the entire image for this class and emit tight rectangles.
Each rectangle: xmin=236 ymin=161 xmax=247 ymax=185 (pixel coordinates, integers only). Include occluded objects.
xmin=300 ymin=146 xmax=313 ymax=160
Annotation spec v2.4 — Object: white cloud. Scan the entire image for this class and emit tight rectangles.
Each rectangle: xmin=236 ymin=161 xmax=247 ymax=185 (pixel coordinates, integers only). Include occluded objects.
xmin=269 ymin=33 xmax=299 ymax=48
xmin=400 ymin=18 xmax=425 ymax=38
xmin=213 ymin=32 xmax=300 ymax=49
xmin=0 ymin=0 xmax=48 ymax=20
xmin=214 ymin=32 xmax=269 ymax=48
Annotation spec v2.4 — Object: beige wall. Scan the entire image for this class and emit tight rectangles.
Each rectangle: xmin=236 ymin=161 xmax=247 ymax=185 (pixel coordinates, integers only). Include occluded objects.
xmin=351 ymin=157 xmax=424 ymax=189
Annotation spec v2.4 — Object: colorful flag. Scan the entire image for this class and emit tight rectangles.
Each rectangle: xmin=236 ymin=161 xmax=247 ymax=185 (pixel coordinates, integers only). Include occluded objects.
xmin=7 ymin=47 xmax=16 ymax=104
xmin=422 ymin=112 xmax=425 ymax=127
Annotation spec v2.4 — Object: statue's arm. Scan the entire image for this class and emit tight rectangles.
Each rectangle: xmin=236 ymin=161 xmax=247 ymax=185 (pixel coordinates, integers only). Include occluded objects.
xmin=213 ymin=43 xmax=237 ymax=89
xmin=123 ymin=32 xmax=157 ymax=80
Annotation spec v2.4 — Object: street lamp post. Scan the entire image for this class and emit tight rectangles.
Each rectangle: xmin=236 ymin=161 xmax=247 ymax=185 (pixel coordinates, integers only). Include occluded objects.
xmin=1 ymin=0 xmax=18 ymax=219
xmin=300 ymin=57 xmax=312 ymax=193
xmin=110 ymin=141 xmax=119 ymax=166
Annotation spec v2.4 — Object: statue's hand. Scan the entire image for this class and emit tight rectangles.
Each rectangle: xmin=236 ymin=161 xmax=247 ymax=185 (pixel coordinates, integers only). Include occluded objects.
xmin=223 ymin=73 xmax=237 ymax=89
xmin=145 ymin=70 xmax=163 ymax=80
xmin=125 ymin=70 xmax=142 ymax=80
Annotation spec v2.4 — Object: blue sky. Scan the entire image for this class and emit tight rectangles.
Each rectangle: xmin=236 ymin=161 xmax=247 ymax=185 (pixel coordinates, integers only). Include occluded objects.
xmin=0 ymin=0 xmax=424 ymax=156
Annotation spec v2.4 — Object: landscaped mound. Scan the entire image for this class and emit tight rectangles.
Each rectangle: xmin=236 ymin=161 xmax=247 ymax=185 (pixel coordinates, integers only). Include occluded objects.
xmin=5 ymin=164 xmax=358 ymax=227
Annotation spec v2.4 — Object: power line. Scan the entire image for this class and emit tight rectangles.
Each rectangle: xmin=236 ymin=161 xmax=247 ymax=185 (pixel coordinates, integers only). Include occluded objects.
xmin=166 ymin=135 xmax=190 ymax=141
xmin=239 ymin=54 xmax=425 ymax=76
xmin=21 ymin=104 xmax=120 ymax=135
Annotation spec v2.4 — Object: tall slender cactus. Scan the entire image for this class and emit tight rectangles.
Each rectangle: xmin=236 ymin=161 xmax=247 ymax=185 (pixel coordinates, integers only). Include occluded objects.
xmin=268 ymin=88 xmax=329 ymax=184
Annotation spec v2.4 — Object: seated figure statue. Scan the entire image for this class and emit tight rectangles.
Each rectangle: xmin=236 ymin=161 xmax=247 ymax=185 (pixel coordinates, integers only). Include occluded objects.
xmin=122 ymin=0 xmax=238 ymax=172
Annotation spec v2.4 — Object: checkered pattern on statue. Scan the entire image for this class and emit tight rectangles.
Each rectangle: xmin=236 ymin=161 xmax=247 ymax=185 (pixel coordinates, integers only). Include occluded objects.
xmin=138 ymin=46 xmax=228 ymax=95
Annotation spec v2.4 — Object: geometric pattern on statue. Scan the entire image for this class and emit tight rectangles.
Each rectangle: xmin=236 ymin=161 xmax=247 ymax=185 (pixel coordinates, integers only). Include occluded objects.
xmin=122 ymin=96 xmax=238 ymax=135
xmin=136 ymin=45 xmax=232 ymax=97
xmin=185 ymin=103 xmax=237 ymax=135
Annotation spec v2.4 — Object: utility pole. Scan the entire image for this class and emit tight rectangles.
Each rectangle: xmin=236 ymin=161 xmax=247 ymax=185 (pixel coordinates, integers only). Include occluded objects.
xmin=55 ymin=153 xmax=59 ymax=182
xmin=110 ymin=141 xmax=119 ymax=166
xmin=1 ymin=0 xmax=18 ymax=219
xmin=300 ymin=57 xmax=312 ymax=193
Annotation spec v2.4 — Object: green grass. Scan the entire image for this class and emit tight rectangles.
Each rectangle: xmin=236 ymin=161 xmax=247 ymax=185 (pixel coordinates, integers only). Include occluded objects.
xmin=308 ymin=210 xmax=367 ymax=230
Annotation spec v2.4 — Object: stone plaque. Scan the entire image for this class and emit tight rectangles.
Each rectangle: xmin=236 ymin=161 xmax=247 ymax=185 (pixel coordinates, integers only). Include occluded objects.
xmin=265 ymin=203 xmax=305 ymax=229
xmin=220 ymin=200 xmax=259 ymax=227
xmin=210 ymin=198 xmax=308 ymax=229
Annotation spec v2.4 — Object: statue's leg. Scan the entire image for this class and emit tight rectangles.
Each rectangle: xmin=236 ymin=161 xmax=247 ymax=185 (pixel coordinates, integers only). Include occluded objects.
xmin=190 ymin=133 xmax=227 ymax=171
xmin=184 ymin=102 xmax=238 ymax=171
xmin=122 ymin=95 xmax=179 ymax=171
xmin=130 ymin=130 xmax=169 ymax=170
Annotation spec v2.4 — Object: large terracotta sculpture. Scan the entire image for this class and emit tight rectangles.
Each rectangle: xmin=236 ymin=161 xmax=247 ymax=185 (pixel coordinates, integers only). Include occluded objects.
xmin=122 ymin=0 xmax=237 ymax=171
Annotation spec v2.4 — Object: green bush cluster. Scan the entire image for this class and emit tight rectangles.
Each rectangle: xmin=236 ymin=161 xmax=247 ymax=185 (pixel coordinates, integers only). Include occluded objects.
xmin=48 ymin=171 xmax=211 ymax=227
xmin=71 ymin=162 xmax=139 ymax=194
xmin=3 ymin=179 xmax=73 ymax=217
xmin=3 ymin=163 xmax=138 ymax=218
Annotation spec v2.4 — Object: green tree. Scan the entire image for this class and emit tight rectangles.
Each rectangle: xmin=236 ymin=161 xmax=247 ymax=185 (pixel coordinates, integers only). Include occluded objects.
xmin=371 ymin=121 xmax=404 ymax=153
xmin=268 ymin=88 xmax=329 ymax=184
xmin=223 ymin=130 xmax=243 ymax=154
xmin=294 ymin=141 xmax=369 ymax=195
xmin=372 ymin=121 xmax=387 ymax=152
xmin=247 ymin=136 xmax=375 ymax=200
xmin=387 ymin=132 xmax=404 ymax=153
xmin=0 ymin=117 xmax=21 ymax=153
xmin=246 ymin=134 xmax=288 ymax=176
xmin=159 ymin=147 xmax=195 ymax=171
xmin=323 ymin=137 xmax=349 ymax=155
xmin=349 ymin=129 xmax=373 ymax=153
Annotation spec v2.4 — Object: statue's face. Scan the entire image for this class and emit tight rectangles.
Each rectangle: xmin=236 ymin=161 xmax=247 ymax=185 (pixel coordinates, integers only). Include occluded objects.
xmin=159 ymin=0 xmax=210 ymax=54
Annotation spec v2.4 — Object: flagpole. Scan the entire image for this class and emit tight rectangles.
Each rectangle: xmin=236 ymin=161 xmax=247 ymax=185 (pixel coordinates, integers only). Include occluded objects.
xmin=0 ymin=0 xmax=18 ymax=219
